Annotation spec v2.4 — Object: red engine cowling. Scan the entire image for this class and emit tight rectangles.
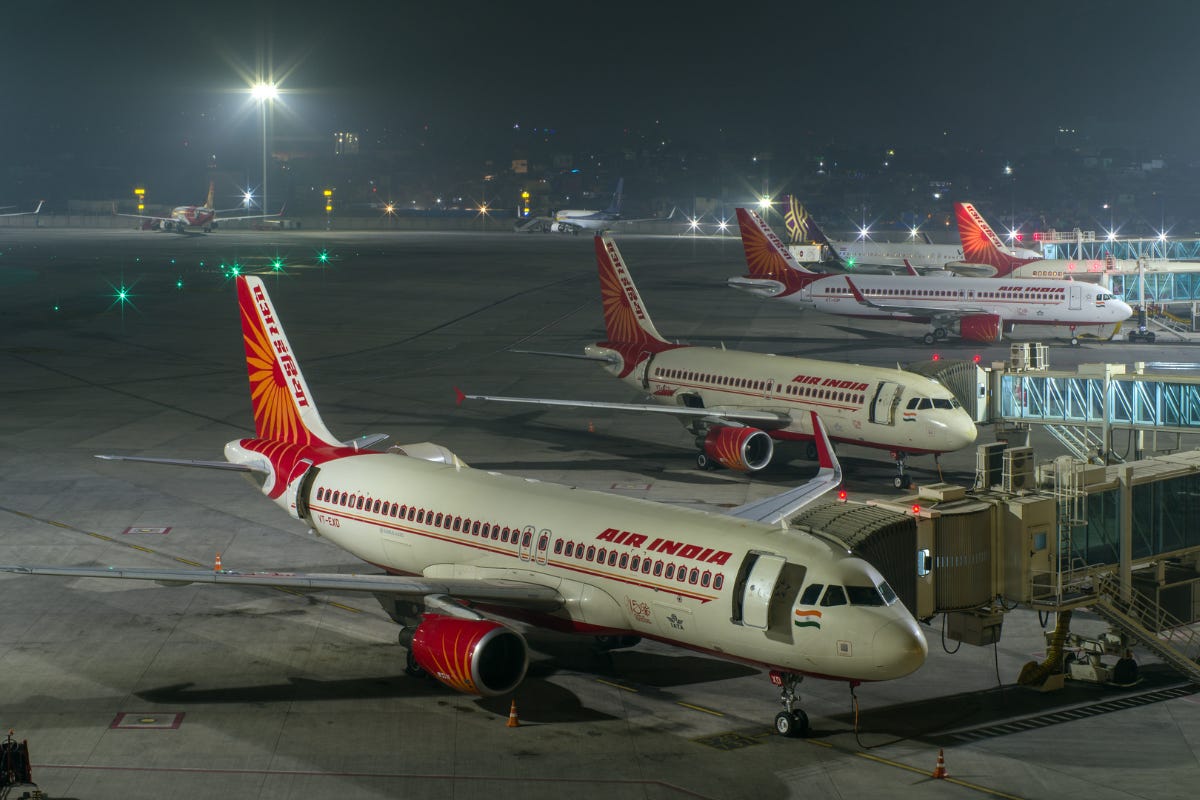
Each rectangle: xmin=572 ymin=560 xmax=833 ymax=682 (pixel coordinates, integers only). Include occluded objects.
xmin=702 ymin=426 xmax=774 ymax=471
xmin=410 ymin=614 xmax=528 ymax=696
xmin=959 ymin=313 xmax=1004 ymax=342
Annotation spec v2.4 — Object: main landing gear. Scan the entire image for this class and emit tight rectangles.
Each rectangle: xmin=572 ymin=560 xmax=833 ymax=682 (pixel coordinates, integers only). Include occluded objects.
xmin=1069 ymin=325 xmax=1080 ymax=348
xmin=921 ymin=327 xmax=949 ymax=345
xmin=771 ymin=671 xmax=809 ymax=737
xmin=891 ymin=451 xmax=911 ymax=489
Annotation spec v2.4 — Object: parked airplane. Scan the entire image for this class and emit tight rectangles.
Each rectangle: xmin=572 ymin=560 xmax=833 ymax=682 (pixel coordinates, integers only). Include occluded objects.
xmin=955 ymin=202 xmax=1200 ymax=281
xmin=730 ymin=208 xmax=1132 ymax=346
xmin=0 ymin=201 xmax=43 ymax=218
xmin=460 ymin=235 xmax=977 ymax=488
xmin=117 ymin=182 xmax=282 ymax=234
xmin=0 ymin=275 xmax=928 ymax=738
xmin=779 ymin=195 xmax=1041 ymax=275
xmin=518 ymin=179 xmax=672 ymax=234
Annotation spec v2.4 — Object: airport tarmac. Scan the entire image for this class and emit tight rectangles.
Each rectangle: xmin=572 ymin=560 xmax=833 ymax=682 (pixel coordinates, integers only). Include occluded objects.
xmin=1 ymin=228 xmax=1198 ymax=800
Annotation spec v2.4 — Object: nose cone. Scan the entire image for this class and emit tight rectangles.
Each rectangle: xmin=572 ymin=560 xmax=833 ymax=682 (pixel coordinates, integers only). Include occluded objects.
xmin=1113 ymin=299 xmax=1133 ymax=321
xmin=871 ymin=618 xmax=928 ymax=679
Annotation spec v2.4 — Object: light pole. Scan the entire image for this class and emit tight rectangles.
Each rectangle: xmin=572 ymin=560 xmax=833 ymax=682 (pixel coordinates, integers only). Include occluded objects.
xmin=251 ymin=81 xmax=278 ymax=215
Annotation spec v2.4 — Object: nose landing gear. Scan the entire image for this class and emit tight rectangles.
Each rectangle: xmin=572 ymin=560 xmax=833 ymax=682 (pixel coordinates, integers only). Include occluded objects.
xmin=891 ymin=451 xmax=911 ymax=489
xmin=771 ymin=671 xmax=809 ymax=737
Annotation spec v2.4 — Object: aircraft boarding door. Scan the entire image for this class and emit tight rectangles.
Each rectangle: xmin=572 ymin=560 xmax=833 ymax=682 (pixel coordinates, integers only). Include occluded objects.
xmin=1069 ymin=285 xmax=1083 ymax=310
xmin=869 ymin=382 xmax=902 ymax=425
xmin=285 ymin=459 xmax=316 ymax=520
xmin=740 ymin=554 xmax=787 ymax=630
xmin=518 ymin=525 xmax=536 ymax=561
xmin=534 ymin=530 xmax=551 ymax=565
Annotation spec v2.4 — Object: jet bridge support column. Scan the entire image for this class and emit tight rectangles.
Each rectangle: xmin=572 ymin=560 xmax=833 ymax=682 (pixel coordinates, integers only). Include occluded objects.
xmin=1119 ymin=463 xmax=1133 ymax=604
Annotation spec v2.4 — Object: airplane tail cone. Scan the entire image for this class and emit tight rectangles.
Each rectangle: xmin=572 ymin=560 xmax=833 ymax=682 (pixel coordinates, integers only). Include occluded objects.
xmin=506 ymin=699 xmax=521 ymax=728
xmin=932 ymin=748 xmax=948 ymax=779
xmin=214 ymin=552 xmax=223 ymax=572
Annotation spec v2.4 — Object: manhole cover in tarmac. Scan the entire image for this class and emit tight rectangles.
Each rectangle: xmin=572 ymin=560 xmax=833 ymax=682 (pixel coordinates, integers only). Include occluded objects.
xmin=110 ymin=712 xmax=184 ymax=730
xmin=693 ymin=731 xmax=766 ymax=750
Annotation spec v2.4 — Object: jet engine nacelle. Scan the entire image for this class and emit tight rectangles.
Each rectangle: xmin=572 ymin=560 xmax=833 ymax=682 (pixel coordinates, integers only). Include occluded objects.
xmin=959 ymin=313 xmax=1004 ymax=343
xmin=409 ymin=614 xmax=528 ymax=696
xmin=702 ymin=426 xmax=774 ymax=471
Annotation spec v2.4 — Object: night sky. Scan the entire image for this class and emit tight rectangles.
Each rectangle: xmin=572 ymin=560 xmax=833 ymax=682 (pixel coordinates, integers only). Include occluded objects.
xmin=3 ymin=1 xmax=1200 ymax=201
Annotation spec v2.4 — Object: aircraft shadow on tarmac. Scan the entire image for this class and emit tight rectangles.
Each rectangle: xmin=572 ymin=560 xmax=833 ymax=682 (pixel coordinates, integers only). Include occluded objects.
xmin=826 ymin=664 xmax=1194 ymax=748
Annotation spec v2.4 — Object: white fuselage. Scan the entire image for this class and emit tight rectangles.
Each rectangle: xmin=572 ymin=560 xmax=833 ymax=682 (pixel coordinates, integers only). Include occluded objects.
xmin=275 ymin=448 xmax=927 ymax=681
xmin=755 ymin=274 xmax=1132 ymax=338
xmin=1001 ymin=257 xmax=1200 ymax=282
xmin=591 ymin=345 xmax=977 ymax=456
xmin=800 ymin=241 xmax=1042 ymax=270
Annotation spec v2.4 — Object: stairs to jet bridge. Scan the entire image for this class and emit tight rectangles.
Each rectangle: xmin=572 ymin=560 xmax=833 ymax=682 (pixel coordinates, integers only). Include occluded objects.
xmin=1091 ymin=575 xmax=1200 ymax=684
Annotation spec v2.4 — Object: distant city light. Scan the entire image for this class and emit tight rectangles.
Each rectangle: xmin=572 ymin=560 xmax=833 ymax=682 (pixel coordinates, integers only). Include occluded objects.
xmin=1003 ymin=164 xmax=1013 ymax=176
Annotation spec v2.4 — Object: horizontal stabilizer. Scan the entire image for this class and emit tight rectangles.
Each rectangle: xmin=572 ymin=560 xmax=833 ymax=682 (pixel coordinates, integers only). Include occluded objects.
xmin=95 ymin=454 xmax=259 ymax=472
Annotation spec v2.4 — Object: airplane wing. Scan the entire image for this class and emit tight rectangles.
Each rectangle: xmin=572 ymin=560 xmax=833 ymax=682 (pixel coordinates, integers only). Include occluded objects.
xmin=214 ymin=206 xmax=286 ymax=223
xmin=726 ymin=412 xmax=841 ymax=524
xmin=0 ymin=201 xmax=43 ymax=218
xmin=726 ymin=276 xmax=789 ymax=297
xmin=843 ymin=276 xmax=990 ymax=319
xmin=612 ymin=207 xmax=676 ymax=225
xmin=0 ymin=564 xmax=564 ymax=611
xmin=455 ymin=388 xmax=792 ymax=429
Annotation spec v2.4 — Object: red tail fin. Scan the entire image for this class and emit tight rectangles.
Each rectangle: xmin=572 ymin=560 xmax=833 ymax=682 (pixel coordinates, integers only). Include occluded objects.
xmin=735 ymin=208 xmax=818 ymax=295
xmin=956 ymin=202 xmax=1036 ymax=278
xmin=237 ymin=276 xmax=339 ymax=446
xmin=595 ymin=235 xmax=669 ymax=348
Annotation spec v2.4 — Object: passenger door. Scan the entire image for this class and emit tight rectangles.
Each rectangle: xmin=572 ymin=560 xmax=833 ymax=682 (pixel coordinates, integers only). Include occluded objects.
xmin=736 ymin=553 xmax=787 ymax=630
xmin=870 ymin=381 xmax=902 ymax=425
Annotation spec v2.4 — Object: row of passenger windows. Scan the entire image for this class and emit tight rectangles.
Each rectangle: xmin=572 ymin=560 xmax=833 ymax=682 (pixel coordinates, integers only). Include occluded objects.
xmin=654 ymin=367 xmax=769 ymax=391
xmin=783 ymin=384 xmax=864 ymax=404
xmin=799 ymin=581 xmax=898 ymax=607
xmin=314 ymin=487 xmax=727 ymax=593
xmin=552 ymin=539 xmax=725 ymax=589
xmin=824 ymin=286 xmax=1061 ymax=301
xmin=314 ymin=486 xmax=536 ymax=547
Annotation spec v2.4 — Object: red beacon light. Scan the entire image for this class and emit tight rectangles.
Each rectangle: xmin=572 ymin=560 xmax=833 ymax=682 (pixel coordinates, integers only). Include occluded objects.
xmin=837 ymin=489 xmax=847 ymax=502
xmin=911 ymin=504 xmax=921 ymax=515
xmin=973 ymin=354 xmax=982 ymax=363
xmin=931 ymin=353 xmax=940 ymax=361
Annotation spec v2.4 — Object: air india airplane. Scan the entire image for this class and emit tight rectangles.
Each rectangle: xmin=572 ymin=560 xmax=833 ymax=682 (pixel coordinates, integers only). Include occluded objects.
xmin=956 ymin=202 xmax=1200 ymax=281
xmin=730 ymin=208 xmax=1132 ymax=345
xmin=777 ymin=195 xmax=1042 ymax=274
xmin=117 ymin=181 xmax=281 ymax=234
xmin=0 ymin=275 xmax=927 ymax=738
xmin=460 ymin=235 xmax=977 ymax=488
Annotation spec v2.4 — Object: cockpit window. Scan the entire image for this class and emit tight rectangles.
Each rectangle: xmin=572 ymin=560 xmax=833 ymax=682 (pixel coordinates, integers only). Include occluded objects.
xmin=799 ymin=583 xmax=823 ymax=606
xmin=820 ymin=585 xmax=847 ymax=607
xmin=906 ymin=398 xmax=920 ymax=410
xmin=845 ymin=585 xmax=885 ymax=606
xmin=878 ymin=581 xmax=898 ymax=605
xmin=918 ymin=399 xmax=932 ymax=410
xmin=932 ymin=398 xmax=957 ymax=410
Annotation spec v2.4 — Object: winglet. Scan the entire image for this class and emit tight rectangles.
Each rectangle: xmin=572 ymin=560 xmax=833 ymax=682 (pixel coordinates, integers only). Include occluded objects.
xmin=454 ymin=386 xmax=466 ymax=406
xmin=33 ymin=201 xmax=44 ymax=215
xmin=809 ymin=411 xmax=837 ymax=472
xmin=844 ymin=276 xmax=867 ymax=303
xmin=902 ymin=258 xmax=919 ymax=277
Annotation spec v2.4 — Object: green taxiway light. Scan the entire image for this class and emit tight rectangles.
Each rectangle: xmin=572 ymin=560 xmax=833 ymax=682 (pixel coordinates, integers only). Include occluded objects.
xmin=317 ymin=249 xmax=329 ymax=264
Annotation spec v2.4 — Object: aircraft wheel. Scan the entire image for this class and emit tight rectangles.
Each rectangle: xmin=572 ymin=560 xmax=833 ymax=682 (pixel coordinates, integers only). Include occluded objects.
xmin=922 ymin=333 xmax=936 ymax=345
xmin=934 ymin=327 xmax=949 ymax=340
xmin=893 ymin=475 xmax=906 ymax=489
xmin=805 ymin=441 xmax=819 ymax=460
xmin=1145 ymin=332 xmax=1156 ymax=343
xmin=774 ymin=710 xmax=808 ymax=738
xmin=696 ymin=452 xmax=711 ymax=470
xmin=1070 ymin=336 xmax=1079 ymax=347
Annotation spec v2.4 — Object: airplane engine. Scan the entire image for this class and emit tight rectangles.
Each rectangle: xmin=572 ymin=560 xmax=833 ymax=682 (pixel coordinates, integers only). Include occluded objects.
xmin=701 ymin=426 xmax=774 ymax=471
xmin=959 ymin=313 xmax=1004 ymax=343
xmin=409 ymin=614 xmax=528 ymax=696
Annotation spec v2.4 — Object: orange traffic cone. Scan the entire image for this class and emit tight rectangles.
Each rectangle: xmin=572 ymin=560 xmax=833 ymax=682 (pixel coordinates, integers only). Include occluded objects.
xmin=932 ymin=748 xmax=948 ymax=779
xmin=214 ymin=552 xmax=223 ymax=572
xmin=588 ymin=420 xmax=595 ymax=433
xmin=506 ymin=699 xmax=520 ymax=728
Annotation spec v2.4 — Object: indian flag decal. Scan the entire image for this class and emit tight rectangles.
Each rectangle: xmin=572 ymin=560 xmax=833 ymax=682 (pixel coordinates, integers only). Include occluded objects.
xmin=794 ymin=609 xmax=822 ymax=629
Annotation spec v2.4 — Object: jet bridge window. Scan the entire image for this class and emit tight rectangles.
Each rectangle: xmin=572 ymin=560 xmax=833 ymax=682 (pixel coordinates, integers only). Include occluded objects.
xmin=820 ymin=585 xmax=848 ymax=607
